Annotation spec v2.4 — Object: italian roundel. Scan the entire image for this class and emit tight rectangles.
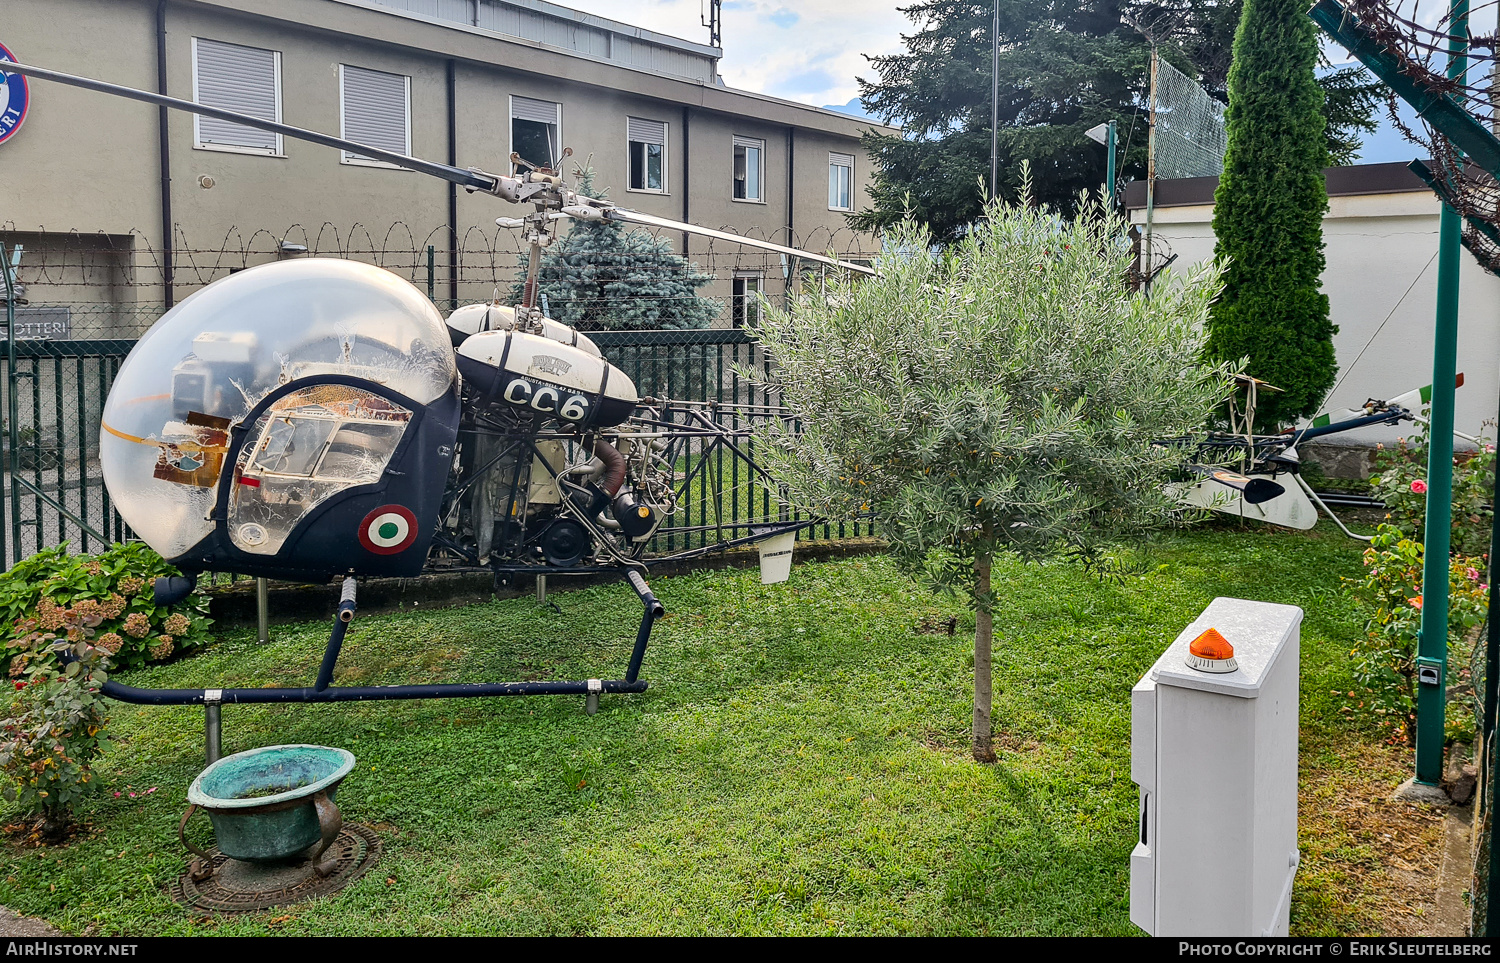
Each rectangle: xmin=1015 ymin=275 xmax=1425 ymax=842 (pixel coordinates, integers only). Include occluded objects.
xmin=0 ymin=42 xmax=29 ymax=147
xmin=359 ymin=505 xmax=418 ymax=555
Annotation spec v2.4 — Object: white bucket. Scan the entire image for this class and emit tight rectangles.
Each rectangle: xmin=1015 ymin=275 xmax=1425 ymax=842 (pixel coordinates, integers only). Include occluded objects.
xmin=757 ymin=531 xmax=796 ymax=584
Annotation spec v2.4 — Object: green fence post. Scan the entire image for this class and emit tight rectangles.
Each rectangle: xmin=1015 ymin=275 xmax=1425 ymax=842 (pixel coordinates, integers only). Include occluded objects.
xmin=1416 ymin=0 xmax=1469 ymax=787
xmin=3 ymin=242 xmax=16 ymax=569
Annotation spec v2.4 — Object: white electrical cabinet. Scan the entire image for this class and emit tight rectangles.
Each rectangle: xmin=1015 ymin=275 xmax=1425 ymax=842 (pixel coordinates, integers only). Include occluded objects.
xmin=1130 ymin=596 xmax=1302 ymax=937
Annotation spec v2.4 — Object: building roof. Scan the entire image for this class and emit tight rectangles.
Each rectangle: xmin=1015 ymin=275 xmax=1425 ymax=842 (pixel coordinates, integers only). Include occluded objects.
xmin=1123 ymin=161 xmax=1430 ymax=209
xmin=356 ymin=0 xmax=721 ymax=81
xmin=244 ymin=0 xmax=899 ymax=138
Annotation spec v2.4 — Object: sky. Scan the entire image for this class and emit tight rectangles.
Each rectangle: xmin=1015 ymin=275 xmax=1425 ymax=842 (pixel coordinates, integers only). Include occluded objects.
xmin=560 ymin=0 xmax=909 ymax=113
xmin=560 ymin=1 xmax=1489 ymax=165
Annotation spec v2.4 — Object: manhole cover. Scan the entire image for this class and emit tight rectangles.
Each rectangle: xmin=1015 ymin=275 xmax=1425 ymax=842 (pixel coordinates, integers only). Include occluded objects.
xmin=170 ymin=823 xmax=383 ymax=914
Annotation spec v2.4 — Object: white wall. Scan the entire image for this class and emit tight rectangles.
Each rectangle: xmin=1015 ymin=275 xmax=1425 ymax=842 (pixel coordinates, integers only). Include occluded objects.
xmin=1132 ymin=190 xmax=1500 ymax=446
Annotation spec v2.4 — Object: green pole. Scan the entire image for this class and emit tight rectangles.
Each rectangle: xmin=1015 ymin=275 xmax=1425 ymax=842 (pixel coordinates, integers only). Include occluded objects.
xmin=426 ymin=244 xmax=436 ymax=303
xmin=1415 ymin=0 xmax=1469 ymax=786
xmin=1106 ymin=120 xmax=1117 ymax=207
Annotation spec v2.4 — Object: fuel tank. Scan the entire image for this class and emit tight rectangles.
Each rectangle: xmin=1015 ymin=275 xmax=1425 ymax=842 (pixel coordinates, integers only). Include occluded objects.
xmin=445 ymin=303 xmax=601 ymax=358
xmin=456 ymin=329 xmax=638 ymax=429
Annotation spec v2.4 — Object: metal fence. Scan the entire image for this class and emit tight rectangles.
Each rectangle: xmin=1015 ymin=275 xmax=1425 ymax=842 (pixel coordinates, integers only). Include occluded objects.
xmin=0 ymin=322 xmax=871 ymax=572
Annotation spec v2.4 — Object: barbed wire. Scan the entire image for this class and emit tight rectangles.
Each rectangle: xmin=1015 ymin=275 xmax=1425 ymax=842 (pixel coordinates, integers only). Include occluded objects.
xmin=1338 ymin=1 xmax=1500 ymax=272
xmin=1 ymin=220 xmax=879 ymax=290
xmin=0 ymin=220 xmax=881 ymax=338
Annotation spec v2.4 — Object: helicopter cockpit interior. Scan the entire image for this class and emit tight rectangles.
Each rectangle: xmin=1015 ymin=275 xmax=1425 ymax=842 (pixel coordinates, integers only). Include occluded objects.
xmin=99 ymin=259 xmax=460 ymax=579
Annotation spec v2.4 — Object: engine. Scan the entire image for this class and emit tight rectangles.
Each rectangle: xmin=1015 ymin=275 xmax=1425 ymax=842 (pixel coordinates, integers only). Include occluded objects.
xmin=442 ymin=303 xmax=677 ymax=569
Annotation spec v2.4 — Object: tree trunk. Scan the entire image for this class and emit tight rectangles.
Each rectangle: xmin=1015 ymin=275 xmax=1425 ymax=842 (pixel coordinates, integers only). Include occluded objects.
xmin=973 ymin=550 xmax=997 ymax=763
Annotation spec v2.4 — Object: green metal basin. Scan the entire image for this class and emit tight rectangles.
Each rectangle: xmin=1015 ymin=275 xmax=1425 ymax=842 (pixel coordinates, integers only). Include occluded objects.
xmin=187 ymin=745 xmax=355 ymax=864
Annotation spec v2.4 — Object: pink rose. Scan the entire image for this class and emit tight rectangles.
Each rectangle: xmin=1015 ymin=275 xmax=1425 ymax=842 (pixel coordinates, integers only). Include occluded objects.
xmin=1467 ymin=567 xmax=1481 ymax=581
xmin=1411 ymin=479 xmax=1428 ymax=494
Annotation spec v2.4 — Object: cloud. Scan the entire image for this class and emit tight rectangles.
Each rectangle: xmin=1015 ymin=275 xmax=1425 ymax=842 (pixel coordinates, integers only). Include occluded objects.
xmin=561 ymin=1 xmax=910 ymax=107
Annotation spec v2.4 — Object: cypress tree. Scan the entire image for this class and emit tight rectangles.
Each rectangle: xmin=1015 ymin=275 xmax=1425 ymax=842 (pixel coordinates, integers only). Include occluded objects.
xmin=1204 ymin=0 xmax=1336 ymax=428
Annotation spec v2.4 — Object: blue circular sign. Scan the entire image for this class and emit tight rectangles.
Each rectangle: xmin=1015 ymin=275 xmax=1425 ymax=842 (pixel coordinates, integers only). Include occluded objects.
xmin=0 ymin=42 xmax=30 ymax=147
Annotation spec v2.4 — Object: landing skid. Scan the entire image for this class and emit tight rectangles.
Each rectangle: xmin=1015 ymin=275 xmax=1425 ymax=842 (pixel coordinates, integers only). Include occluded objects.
xmin=96 ymin=571 xmax=665 ymax=764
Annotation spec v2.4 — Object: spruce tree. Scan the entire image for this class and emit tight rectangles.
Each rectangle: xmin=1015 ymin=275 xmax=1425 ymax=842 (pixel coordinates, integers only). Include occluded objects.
xmin=511 ymin=171 xmax=719 ymax=331
xmin=1204 ymin=0 xmax=1336 ymax=427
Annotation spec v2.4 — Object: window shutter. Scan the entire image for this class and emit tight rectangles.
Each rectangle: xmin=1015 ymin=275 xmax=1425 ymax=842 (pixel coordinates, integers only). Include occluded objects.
xmin=511 ymin=96 xmax=560 ymax=125
xmin=830 ymin=152 xmax=854 ymax=169
xmin=628 ymin=117 xmax=665 ymax=145
xmin=194 ymin=39 xmax=279 ymax=151
xmin=733 ymin=135 xmax=763 ymax=150
xmin=342 ymin=65 xmax=409 ymax=160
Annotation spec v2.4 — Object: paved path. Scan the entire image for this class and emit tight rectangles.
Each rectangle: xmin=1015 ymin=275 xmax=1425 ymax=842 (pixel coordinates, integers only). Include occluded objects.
xmin=0 ymin=906 xmax=60 ymax=937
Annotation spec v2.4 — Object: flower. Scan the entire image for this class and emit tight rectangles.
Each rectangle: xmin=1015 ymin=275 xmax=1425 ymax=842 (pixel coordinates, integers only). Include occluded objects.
xmin=95 ymin=633 xmax=123 ymax=655
xmin=122 ymin=613 xmax=150 ymax=638
xmin=35 ymin=599 xmax=65 ymax=632
xmin=148 ymin=636 xmax=174 ymax=660
xmin=163 ymin=613 xmax=190 ymax=636
xmin=1467 ymin=567 xmax=1481 ymax=581
xmin=100 ymin=594 xmax=126 ymax=620
xmin=1410 ymin=479 xmax=1428 ymax=494
xmin=117 ymin=576 xmax=144 ymax=595
xmin=1410 ymin=595 xmax=1423 ymax=610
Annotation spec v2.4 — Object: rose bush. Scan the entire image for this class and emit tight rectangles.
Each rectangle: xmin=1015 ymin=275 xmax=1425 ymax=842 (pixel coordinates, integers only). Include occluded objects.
xmin=1344 ymin=523 xmax=1487 ymax=746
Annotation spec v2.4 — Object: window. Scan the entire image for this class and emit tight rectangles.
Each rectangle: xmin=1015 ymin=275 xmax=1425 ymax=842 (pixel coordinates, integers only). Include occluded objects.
xmin=511 ymin=96 xmax=560 ymax=171
xmin=732 ymin=273 xmax=763 ymax=328
xmin=733 ymin=135 xmax=764 ymax=202
xmin=340 ymin=65 xmax=411 ymax=166
xmin=192 ymin=38 xmax=282 ymax=155
xmin=628 ymin=117 xmax=667 ymax=193
xmin=829 ymin=152 xmax=854 ymax=212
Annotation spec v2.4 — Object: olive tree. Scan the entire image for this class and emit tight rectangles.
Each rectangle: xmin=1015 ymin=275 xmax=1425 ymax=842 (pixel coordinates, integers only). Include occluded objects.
xmin=747 ymin=191 xmax=1232 ymax=761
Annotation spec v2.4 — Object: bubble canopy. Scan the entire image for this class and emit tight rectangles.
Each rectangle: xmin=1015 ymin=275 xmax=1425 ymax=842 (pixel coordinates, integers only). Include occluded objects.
xmin=100 ymin=259 xmax=456 ymax=560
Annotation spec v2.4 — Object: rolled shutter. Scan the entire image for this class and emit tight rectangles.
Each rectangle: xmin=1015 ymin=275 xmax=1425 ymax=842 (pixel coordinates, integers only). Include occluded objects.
xmin=627 ymin=117 xmax=665 ymax=145
xmin=342 ymin=65 xmax=410 ymax=160
xmin=194 ymin=38 xmax=279 ymax=151
xmin=511 ymin=96 xmax=560 ymax=125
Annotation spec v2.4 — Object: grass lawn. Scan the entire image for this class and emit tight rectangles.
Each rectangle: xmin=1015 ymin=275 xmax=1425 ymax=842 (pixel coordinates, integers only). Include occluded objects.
xmin=0 ymin=524 xmax=1443 ymax=935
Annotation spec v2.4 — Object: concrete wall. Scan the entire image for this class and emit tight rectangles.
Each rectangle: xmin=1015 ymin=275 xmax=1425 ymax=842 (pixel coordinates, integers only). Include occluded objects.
xmin=1 ymin=0 xmax=883 ymax=331
xmin=1130 ymin=183 xmax=1500 ymax=448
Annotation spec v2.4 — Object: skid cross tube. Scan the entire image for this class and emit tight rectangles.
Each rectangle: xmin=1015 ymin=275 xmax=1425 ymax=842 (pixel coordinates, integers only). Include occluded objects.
xmin=98 ymin=572 xmax=665 ymax=706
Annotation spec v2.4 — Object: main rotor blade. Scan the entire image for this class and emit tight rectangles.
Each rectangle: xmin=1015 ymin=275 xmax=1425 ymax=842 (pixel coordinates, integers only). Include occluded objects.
xmin=597 ymin=208 xmax=878 ymax=276
xmin=3 ymin=60 xmax=500 ymax=194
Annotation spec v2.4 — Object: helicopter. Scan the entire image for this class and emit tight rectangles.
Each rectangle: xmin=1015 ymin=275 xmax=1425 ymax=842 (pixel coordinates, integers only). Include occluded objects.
xmin=1170 ymin=372 xmax=1474 ymax=540
xmin=3 ymin=59 xmax=875 ymax=726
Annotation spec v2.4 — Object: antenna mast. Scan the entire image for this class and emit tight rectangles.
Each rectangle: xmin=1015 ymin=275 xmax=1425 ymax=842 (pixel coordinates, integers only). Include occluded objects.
xmin=702 ymin=0 xmax=722 ymax=48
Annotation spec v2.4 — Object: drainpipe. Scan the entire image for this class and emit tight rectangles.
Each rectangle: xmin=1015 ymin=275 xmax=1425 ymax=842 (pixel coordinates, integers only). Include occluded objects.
xmin=681 ymin=106 xmax=690 ymax=256
xmin=447 ymin=59 xmax=459 ymax=309
xmin=156 ymin=0 xmax=174 ymax=309
xmin=786 ymin=127 xmax=795 ymax=249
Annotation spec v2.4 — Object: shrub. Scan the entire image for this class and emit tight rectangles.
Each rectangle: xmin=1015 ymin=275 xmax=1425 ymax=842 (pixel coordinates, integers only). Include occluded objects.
xmin=1344 ymin=524 xmax=1486 ymax=746
xmin=0 ymin=613 xmax=113 ymax=840
xmin=0 ymin=541 xmax=211 ymax=678
xmin=1368 ymin=417 xmax=1495 ymax=557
